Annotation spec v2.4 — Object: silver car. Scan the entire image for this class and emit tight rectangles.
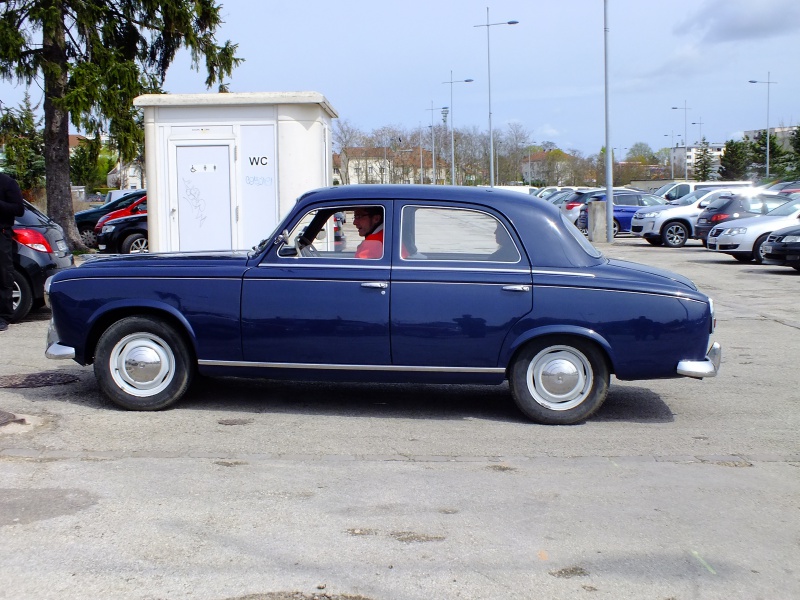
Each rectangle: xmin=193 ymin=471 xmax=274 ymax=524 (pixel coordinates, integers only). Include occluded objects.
xmin=706 ymin=198 xmax=800 ymax=263
xmin=630 ymin=188 xmax=739 ymax=248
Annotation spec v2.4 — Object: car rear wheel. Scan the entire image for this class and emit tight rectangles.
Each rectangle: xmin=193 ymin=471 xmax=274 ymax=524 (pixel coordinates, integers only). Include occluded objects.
xmin=613 ymin=219 xmax=620 ymax=237
xmin=645 ymin=236 xmax=662 ymax=246
xmin=80 ymin=228 xmax=98 ymax=248
xmin=509 ymin=336 xmax=609 ymax=425
xmin=10 ymin=270 xmax=33 ymax=322
xmin=121 ymin=233 xmax=148 ymax=254
xmin=662 ymin=221 xmax=689 ymax=248
xmin=94 ymin=316 xmax=194 ymax=411
xmin=752 ymin=233 xmax=769 ymax=264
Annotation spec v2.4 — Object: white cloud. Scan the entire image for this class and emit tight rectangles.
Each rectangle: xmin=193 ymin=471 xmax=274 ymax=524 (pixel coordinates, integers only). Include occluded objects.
xmin=676 ymin=0 xmax=800 ymax=43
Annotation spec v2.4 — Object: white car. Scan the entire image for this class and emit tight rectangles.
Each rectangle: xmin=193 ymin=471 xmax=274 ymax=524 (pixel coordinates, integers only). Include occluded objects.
xmin=706 ymin=198 xmax=800 ymax=263
xmin=631 ymin=188 xmax=740 ymax=248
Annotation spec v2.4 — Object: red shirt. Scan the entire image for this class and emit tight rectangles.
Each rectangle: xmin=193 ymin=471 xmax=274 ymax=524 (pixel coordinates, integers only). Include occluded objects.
xmin=355 ymin=225 xmax=384 ymax=259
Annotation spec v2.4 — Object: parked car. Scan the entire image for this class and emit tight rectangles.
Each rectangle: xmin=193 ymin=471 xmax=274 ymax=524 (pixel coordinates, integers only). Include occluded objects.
xmin=694 ymin=191 xmax=791 ymax=243
xmin=630 ymin=188 xmax=739 ymax=248
xmin=652 ymin=180 xmax=752 ymax=201
xmin=556 ymin=188 xmax=630 ymax=225
xmin=707 ymin=198 xmax=800 ymax=263
xmin=45 ymin=185 xmax=720 ymax=425
xmin=102 ymin=188 xmax=146 ymax=205
xmin=11 ymin=201 xmax=74 ymax=321
xmin=764 ymin=181 xmax=800 ymax=193
xmin=575 ymin=192 xmax=667 ymax=236
xmin=97 ymin=213 xmax=149 ymax=254
xmin=535 ymin=186 xmax=579 ymax=199
xmin=94 ymin=196 xmax=147 ymax=235
xmin=762 ymin=224 xmax=800 ymax=271
xmin=75 ymin=190 xmax=147 ymax=247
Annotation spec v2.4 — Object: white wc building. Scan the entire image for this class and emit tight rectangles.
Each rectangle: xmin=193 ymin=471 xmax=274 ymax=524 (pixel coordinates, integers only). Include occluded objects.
xmin=134 ymin=92 xmax=338 ymax=252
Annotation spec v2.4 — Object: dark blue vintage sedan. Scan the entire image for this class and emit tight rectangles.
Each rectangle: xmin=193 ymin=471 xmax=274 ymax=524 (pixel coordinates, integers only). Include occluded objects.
xmin=45 ymin=185 xmax=720 ymax=424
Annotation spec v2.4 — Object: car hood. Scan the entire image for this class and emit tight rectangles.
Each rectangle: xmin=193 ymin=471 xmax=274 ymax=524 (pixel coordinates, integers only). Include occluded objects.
xmin=715 ymin=212 xmax=800 ymax=233
xmin=635 ymin=205 xmax=674 ymax=215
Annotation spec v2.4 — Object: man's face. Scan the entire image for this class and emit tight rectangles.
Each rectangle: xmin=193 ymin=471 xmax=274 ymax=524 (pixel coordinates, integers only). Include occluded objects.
xmin=353 ymin=210 xmax=381 ymax=237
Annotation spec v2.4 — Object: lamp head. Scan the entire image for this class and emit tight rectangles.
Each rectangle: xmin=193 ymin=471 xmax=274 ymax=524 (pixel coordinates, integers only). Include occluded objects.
xmin=507 ymin=20 xmax=519 ymax=24
xmin=748 ymin=80 xmax=758 ymax=83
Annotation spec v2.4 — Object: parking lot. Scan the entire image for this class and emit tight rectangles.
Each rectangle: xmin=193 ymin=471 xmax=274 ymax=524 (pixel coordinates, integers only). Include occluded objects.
xmin=1 ymin=237 xmax=798 ymax=600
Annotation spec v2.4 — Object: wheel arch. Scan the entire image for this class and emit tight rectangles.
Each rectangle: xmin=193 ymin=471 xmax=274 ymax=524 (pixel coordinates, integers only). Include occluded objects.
xmin=504 ymin=326 xmax=614 ymax=378
xmin=660 ymin=217 xmax=693 ymax=236
xmin=84 ymin=304 xmax=198 ymax=366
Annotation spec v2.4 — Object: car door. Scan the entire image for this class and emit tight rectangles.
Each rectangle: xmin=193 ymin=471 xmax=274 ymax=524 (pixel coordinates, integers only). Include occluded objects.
xmin=240 ymin=202 xmax=392 ymax=366
xmin=613 ymin=194 xmax=641 ymax=231
xmin=389 ymin=203 xmax=533 ymax=369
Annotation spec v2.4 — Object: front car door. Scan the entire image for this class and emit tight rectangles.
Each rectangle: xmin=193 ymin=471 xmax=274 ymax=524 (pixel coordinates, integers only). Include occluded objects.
xmin=241 ymin=202 xmax=392 ymax=367
xmin=389 ymin=203 xmax=533 ymax=370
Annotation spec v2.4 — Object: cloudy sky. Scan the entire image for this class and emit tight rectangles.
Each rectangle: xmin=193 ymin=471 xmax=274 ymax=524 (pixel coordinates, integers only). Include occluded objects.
xmin=2 ymin=0 xmax=799 ymax=156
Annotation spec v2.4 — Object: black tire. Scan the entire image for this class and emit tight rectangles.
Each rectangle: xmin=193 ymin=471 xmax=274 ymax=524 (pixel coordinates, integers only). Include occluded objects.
xmin=752 ymin=233 xmax=769 ymax=265
xmin=732 ymin=254 xmax=752 ymax=263
xmin=121 ymin=233 xmax=148 ymax=254
xmin=10 ymin=270 xmax=33 ymax=322
xmin=94 ymin=316 xmax=194 ymax=410
xmin=700 ymin=238 xmax=708 ymax=247
xmin=645 ymin=236 xmax=662 ymax=246
xmin=80 ymin=228 xmax=98 ymax=248
xmin=509 ymin=336 xmax=610 ymax=425
xmin=793 ymin=265 xmax=800 ymax=272
xmin=661 ymin=221 xmax=689 ymax=248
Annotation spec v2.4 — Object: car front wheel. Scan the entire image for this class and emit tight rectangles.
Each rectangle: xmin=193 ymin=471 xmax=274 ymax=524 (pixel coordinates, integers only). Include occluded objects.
xmin=94 ymin=316 xmax=194 ymax=410
xmin=662 ymin=221 xmax=689 ymax=248
xmin=509 ymin=337 xmax=609 ymax=425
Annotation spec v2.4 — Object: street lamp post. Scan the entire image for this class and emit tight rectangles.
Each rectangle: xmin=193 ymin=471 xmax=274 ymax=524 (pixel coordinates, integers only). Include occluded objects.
xmin=691 ymin=117 xmax=704 ymax=142
xmin=672 ymin=100 xmax=690 ymax=179
xmin=474 ymin=7 xmax=518 ymax=187
xmin=749 ymin=72 xmax=777 ymax=179
xmin=426 ymin=102 xmax=449 ymax=185
xmin=442 ymin=70 xmax=474 ymax=185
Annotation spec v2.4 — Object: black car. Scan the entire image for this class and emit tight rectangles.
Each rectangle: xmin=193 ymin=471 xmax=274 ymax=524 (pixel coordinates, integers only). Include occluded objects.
xmin=694 ymin=192 xmax=790 ymax=242
xmin=11 ymin=201 xmax=74 ymax=321
xmin=97 ymin=213 xmax=148 ymax=254
xmin=74 ymin=189 xmax=147 ymax=247
xmin=762 ymin=224 xmax=800 ymax=271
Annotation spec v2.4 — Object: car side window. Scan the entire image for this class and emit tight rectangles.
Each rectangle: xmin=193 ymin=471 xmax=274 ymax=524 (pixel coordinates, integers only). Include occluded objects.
xmin=400 ymin=206 xmax=520 ymax=263
xmin=640 ymin=194 xmax=662 ymax=206
xmin=615 ymin=195 xmax=638 ymax=206
xmin=278 ymin=206 xmax=384 ymax=259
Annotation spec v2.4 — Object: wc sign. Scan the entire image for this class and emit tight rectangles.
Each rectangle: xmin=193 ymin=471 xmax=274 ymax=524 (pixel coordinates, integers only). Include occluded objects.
xmin=248 ymin=156 xmax=269 ymax=166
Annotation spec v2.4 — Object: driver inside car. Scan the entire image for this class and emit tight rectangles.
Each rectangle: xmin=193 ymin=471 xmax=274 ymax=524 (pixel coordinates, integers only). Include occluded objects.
xmin=353 ymin=207 xmax=384 ymax=259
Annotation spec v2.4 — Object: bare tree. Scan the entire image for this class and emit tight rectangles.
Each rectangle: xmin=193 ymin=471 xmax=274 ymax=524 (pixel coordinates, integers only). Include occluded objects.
xmin=333 ymin=119 xmax=364 ymax=185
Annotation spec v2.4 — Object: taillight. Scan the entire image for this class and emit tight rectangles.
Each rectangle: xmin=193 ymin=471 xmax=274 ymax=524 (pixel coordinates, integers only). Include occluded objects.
xmin=710 ymin=213 xmax=729 ymax=222
xmin=565 ymin=201 xmax=581 ymax=210
xmin=12 ymin=228 xmax=53 ymax=253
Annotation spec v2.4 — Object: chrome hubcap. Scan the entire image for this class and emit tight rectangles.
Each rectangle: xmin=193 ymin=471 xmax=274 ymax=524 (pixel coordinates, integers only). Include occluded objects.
xmin=526 ymin=346 xmax=593 ymax=411
xmin=666 ymin=225 xmax=686 ymax=245
xmin=129 ymin=238 xmax=148 ymax=253
xmin=109 ymin=333 xmax=174 ymax=397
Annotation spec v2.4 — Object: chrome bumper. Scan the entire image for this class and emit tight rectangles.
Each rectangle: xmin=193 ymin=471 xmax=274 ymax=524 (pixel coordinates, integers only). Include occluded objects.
xmin=45 ymin=320 xmax=75 ymax=360
xmin=677 ymin=342 xmax=721 ymax=379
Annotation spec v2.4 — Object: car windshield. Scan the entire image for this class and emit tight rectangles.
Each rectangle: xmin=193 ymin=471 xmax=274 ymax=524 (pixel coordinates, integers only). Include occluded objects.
xmin=667 ymin=190 xmax=707 ymax=206
xmin=766 ymin=199 xmax=800 ymax=216
xmin=653 ymin=183 xmax=674 ymax=196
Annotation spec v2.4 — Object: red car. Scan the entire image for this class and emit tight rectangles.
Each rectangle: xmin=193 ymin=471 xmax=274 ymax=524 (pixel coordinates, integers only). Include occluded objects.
xmin=94 ymin=196 xmax=147 ymax=234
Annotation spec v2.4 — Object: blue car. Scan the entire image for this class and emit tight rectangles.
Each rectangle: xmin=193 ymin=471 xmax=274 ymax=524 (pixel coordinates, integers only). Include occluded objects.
xmin=44 ymin=185 xmax=719 ymax=424
xmin=576 ymin=191 xmax=666 ymax=236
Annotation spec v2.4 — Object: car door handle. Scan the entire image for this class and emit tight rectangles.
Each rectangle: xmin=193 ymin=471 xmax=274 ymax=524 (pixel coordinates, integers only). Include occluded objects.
xmin=502 ymin=285 xmax=531 ymax=292
xmin=361 ymin=282 xmax=388 ymax=289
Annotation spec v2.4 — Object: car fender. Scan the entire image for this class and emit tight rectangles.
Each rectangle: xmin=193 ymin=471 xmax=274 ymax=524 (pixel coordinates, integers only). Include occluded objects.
xmin=501 ymin=324 xmax=616 ymax=372
xmin=81 ymin=298 xmax=199 ymax=365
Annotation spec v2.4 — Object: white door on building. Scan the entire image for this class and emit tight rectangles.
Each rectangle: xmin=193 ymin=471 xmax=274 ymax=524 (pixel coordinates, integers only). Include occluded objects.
xmin=174 ymin=144 xmax=234 ymax=251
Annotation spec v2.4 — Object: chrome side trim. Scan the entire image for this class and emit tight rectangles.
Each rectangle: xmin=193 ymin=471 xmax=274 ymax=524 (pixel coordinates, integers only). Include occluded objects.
xmin=198 ymin=359 xmax=504 ymax=374
xmin=259 ymin=262 xmax=391 ymax=271
xmin=677 ymin=342 xmax=721 ymax=379
xmin=532 ymin=269 xmax=596 ymax=278
xmin=392 ymin=265 xmax=530 ymax=273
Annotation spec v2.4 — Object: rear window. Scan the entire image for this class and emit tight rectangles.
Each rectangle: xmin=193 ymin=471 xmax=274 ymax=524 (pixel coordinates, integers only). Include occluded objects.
xmin=14 ymin=202 xmax=52 ymax=227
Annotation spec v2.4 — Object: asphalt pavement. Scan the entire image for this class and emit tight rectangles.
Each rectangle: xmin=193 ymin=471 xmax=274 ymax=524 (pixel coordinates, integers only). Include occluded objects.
xmin=1 ymin=237 xmax=798 ymax=600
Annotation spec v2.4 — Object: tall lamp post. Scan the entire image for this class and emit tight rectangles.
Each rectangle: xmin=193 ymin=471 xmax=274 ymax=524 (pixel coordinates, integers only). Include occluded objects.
xmin=474 ymin=8 xmax=518 ymax=187
xmin=749 ymin=72 xmax=777 ymax=179
xmin=691 ymin=117 xmax=704 ymax=142
xmin=672 ymin=100 xmax=690 ymax=179
xmin=443 ymin=71 xmax=474 ymax=185
xmin=426 ymin=102 xmax=449 ymax=185
xmin=664 ymin=132 xmax=674 ymax=178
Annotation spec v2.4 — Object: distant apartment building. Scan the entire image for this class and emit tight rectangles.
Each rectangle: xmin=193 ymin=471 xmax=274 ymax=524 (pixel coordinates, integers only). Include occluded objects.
xmin=670 ymin=142 xmax=725 ymax=179
xmin=742 ymin=125 xmax=798 ymax=151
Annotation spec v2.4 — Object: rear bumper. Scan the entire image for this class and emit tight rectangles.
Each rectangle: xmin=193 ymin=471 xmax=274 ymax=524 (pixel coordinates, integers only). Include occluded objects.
xmin=677 ymin=342 xmax=721 ymax=379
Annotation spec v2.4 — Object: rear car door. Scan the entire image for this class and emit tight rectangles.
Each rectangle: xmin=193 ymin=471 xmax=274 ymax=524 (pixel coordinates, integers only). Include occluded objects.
xmin=389 ymin=203 xmax=532 ymax=369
